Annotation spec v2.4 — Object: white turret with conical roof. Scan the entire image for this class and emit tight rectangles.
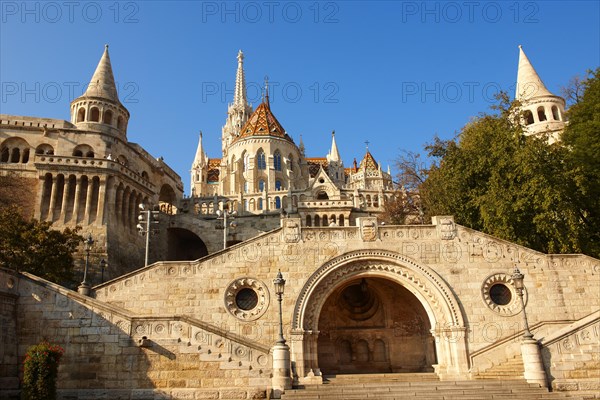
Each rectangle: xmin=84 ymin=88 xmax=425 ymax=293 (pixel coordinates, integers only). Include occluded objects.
xmin=70 ymin=45 xmax=130 ymax=138
xmin=515 ymin=45 xmax=565 ymax=142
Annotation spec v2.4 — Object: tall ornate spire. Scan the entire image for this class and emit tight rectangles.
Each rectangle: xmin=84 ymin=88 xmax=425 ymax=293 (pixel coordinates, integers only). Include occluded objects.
xmin=233 ymin=50 xmax=249 ymax=108
xmin=192 ymin=131 xmax=207 ymax=168
xmin=84 ymin=44 xmax=120 ymax=103
xmin=327 ymin=130 xmax=341 ymax=163
xmin=516 ymin=45 xmax=553 ymax=101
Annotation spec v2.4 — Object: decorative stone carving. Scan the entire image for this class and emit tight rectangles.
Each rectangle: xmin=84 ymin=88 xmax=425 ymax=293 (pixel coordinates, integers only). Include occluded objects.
xmin=358 ymin=217 xmax=378 ymax=242
xmin=224 ymin=277 xmax=270 ymax=321
xmin=481 ymin=273 xmax=525 ymax=316
xmin=283 ymin=219 xmax=301 ymax=243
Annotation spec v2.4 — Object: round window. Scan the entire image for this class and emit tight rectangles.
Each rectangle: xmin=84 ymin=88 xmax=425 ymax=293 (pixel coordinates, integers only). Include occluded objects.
xmin=489 ymin=283 xmax=512 ymax=306
xmin=235 ymin=288 xmax=258 ymax=311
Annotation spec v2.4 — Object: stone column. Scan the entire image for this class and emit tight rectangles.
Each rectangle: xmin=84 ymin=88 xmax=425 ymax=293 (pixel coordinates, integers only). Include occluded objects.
xmin=34 ymin=175 xmax=46 ymax=220
xmin=271 ymin=343 xmax=292 ymax=398
xmin=521 ymin=338 xmax=548 ymax=387
xmin=48 ymin=176 xmax=59 ymax=222
xmin=84 ymin=177 xmax=95 ymax=224
xmin=96 ymin=178 xmax=107 ymax=225
xmin=72 ymin=176 xmax=83 ymax=224
xmin=60 ymin=177 xmax=71 ymax=222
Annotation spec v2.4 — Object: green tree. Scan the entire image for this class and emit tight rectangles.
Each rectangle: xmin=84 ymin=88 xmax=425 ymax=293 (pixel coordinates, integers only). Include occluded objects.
xmin=0 ymin=206 xmax=82 ymax=284
xmin=420 ymin=91 xmax=597 ymax=257
xmin=561 ymin=68 xmax=600 ymax=256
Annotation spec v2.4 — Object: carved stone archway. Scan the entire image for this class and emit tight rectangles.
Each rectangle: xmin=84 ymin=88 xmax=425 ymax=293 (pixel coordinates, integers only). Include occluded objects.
xmin=290 ymin=250 xmax=469 ymax=384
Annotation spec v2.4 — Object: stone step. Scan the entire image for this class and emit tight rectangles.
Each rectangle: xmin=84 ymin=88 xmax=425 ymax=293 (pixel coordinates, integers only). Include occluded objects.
xmin=282 ymin=376 xmax=585 ymax=400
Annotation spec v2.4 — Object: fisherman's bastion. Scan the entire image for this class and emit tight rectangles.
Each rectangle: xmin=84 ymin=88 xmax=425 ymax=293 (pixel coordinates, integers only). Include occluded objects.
xmin=0 ymin=45 xmax=598 ymax=399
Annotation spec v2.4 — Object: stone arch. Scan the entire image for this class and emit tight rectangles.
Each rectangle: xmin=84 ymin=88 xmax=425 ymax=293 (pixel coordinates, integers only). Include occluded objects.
xmin=291 ymin=249 xmax=468 ymax=382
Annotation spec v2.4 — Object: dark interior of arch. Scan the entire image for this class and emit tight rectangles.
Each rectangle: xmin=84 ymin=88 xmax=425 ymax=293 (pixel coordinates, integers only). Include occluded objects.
xmin=166 ymin=228 xmax=208 ymax=261
xmin=317 ymin=277 xmax=437 ymax=374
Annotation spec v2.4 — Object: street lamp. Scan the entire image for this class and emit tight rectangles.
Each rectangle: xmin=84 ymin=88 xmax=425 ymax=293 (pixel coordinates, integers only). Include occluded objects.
xmin=511 ymin=266 xmax=533 ymax=339
xmin=511 ymin=265 xmax=548 ymax=387
xmin=271 ymin=270 xmax=292 ymax=396
xmin=77 ymin=233 xmax=94 ymax=295
xmin=216 ymin=205 xmax=237 ymax=250
xmin=273 ymin=270 xmax=286 ymax=345
xmin=137 ymin=204 xmax=159 ymax=267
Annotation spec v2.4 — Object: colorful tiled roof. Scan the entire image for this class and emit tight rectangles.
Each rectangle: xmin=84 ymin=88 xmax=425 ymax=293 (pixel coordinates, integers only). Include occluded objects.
xmin=234 ymin=101 xmax=293 ymax=143
xmin=306 ymin=157 xmax=328 ymax=178
xmin=359 ymin=151 xmax=379 ymax=171
xmin=207 ymin=158 xmax=221 ymax=182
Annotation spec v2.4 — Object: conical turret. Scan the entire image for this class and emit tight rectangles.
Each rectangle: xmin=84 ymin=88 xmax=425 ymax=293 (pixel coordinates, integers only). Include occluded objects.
xmin=70 ymin=45 xmax=130 ymax=137
xmin=515 ymin=45 xmax=565 ymax=142
xmin=516 ymin=45 xmax=553 ymax=101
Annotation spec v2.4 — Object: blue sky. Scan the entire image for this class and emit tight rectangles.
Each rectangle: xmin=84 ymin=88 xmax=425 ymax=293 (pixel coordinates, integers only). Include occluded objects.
xmin=1 ymin=1 xmax=599 ymax=194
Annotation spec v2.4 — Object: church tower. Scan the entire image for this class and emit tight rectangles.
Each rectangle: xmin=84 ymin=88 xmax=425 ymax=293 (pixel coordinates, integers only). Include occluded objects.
xmin=70 ymin=45 xmax=130 ymax=138
xmin=190 ymin=132 xmax=208 ymax=196
xmin=516 ymin=45 xmax=566 ymax=142
xmin=222 ymin=50 xmax=253 ymax=154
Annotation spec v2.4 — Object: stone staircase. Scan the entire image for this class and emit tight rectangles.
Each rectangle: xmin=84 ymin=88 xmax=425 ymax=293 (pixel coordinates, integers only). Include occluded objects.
xmin=281 ymin=373 xmax=586 ymax=399
xmin=473 ymin=354 xmax=524 ymax=380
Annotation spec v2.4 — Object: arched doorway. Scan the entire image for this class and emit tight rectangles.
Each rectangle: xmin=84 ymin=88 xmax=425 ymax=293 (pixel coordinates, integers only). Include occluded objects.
xmin=317 ymin=277 xmax=436 ymax=374
xmin=166 ymin=228 xmax=208 ymax=261
xmin=291 ymin=250 xmax=468 ymax=384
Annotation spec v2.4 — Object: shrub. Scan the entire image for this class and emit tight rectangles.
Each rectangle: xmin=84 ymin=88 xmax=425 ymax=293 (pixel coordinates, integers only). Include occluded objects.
xmin=22 ymin=341 xmax=64 ymax=400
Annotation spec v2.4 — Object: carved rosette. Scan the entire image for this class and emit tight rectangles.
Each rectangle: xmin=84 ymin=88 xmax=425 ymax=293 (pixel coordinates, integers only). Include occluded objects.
xmin=224 ymin=277 xmax=270 ymax=321
xmin=481 ymin=273 xmax=526 ymax=316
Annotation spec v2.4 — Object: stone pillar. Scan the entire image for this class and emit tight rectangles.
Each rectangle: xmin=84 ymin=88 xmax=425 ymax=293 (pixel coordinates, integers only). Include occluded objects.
xmin=521 ymin=338 xmax=548 ymax=388
xmin=34 ymin=175 xmax=46 ymax=220
xmin=271 ymin=343 xmax=292 ymax=398
xmin=84 ymin=177 xmax=95 ymax=224
xmin=48 ymin=176 xmax=59 ymax=222
xmin=60 ymin=177 xmax=71 ymax=222
xmin=96 ymin=178 xmax=107 ymax=225
xmin=72 ymin=176 xmax=83 ymax=224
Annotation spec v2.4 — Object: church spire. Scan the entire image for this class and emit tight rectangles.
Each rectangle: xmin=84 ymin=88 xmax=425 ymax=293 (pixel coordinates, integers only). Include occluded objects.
xmin=233 ymin=50 xmax=249 ymax=108
xmin=84 ymin=44 xmax=120 ymax=103
xmin=192 ymin=131 xmax=207 ymax=168
xmin=516 ymin=45 xmax=553 ymax=101
xmin=327 ymin=130 xmax=341 ymax=163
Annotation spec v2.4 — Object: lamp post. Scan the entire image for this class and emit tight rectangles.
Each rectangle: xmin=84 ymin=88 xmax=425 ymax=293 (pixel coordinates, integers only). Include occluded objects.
xmin=77 ymin=233 xmax=94 ymax=295
xmin=511 ymin=266 xmax=548 ymax=388
xmin=511 ymin=266 xmax=533 ymax=339
xmin=271 ymin=270 xmax=292 ymax=397
xmin=216 ymin=206 xmax=237 ymax=250
xmin=273 ymin=270 xmax=286 ymax=345
xmin=137 ymin=204 xmax=159 ymax=267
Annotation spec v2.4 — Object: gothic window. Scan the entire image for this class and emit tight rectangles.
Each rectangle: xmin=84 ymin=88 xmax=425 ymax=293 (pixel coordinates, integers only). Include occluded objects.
xmin=275 ymin=197 xmax=281 ymax=209
xmin=288 ymin=154 xmax=294 ymax=171
xmin=77 ymin=107 xmax=85 ymax=122
xmin=259 ymin=180 xmax=265 ymax=192
xmin=274 ymin=151 xmax=282 ymax=171
xmin=35 ymin=144 xmax=54 ymax=155
xmin=306 ymin=215 xmax=312 ymax=226
xmin=256 ymin=150 xmax=266 ymax=170
xmin=258 ymin=198 xmax=263 ymax=210
xmin=275 ymin=180 xmax=282 ymax=191
xmin=537 ymin=106 xmax=547 ymax=122
xmin=339 ymin=214 xmax=345 ymax=226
